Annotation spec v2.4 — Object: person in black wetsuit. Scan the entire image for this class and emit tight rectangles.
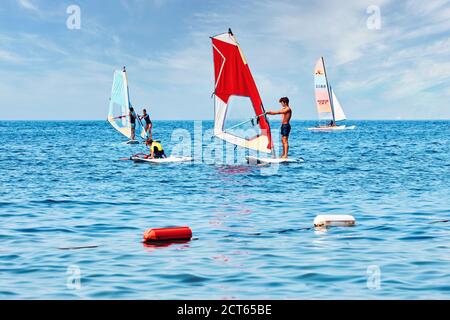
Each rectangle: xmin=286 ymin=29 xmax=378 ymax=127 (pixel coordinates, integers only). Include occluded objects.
xmin=129 ymin=107 xmax=137 ymax=140
xmin=139 ymin=109 xmax=152 ymax=139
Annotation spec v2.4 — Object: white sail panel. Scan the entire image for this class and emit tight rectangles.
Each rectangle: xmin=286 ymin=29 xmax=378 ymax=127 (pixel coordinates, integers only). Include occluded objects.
xmin=214 ymin=95 xmax=227 ymax=136
xmin=331 ymin=89 xmax=346 ymax=122
xmin=214 ymin=95 xmax=271 ymax=153
xmin=108 ymin=70 xmax=132 ymax=138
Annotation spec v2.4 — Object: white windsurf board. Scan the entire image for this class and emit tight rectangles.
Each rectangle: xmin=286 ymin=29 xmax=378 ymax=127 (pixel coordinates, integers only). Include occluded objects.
xmin=131 ymin=156 xmax=193 ymax=163
xmin=245 ymin=156 xmax=303 ymax=165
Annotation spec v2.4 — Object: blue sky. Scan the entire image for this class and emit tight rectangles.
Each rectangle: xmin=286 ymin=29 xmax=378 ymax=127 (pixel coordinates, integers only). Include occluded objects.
xmin=0 ymin=0 xmax=449 ymax=120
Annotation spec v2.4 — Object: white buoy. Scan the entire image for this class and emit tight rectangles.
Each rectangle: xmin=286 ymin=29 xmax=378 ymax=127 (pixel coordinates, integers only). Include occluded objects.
xmin=314 ymin=215 xmax=356 ymax=227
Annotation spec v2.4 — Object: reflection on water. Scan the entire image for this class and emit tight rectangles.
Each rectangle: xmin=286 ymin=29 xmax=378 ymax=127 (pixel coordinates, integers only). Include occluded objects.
xmin=143 ymin=240 xmax=192 ymax=252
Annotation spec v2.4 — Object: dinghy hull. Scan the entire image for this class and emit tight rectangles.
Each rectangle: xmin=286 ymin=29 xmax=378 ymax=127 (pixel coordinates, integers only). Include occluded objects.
xmin=307 ymin=125 xmax=356 ymax=132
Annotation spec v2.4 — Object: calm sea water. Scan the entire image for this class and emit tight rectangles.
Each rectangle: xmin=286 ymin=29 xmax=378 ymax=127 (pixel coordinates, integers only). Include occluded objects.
xmin=0 ymin=120 xmax=449 ymax=299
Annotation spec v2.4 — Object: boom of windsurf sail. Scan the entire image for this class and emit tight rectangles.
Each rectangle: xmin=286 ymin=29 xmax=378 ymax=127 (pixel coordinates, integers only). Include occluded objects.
xmin=211 ymin=29 xmax=273 ymax=154
xmin=313 ymin=57 xmax=346 ymax=123
xmin=108 ymin=67 xmax=146 ymax=140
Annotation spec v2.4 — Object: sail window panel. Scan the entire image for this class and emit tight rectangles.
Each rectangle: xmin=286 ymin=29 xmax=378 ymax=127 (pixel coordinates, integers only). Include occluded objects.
xmin=223 ymin=95 xmax=262 ymax=140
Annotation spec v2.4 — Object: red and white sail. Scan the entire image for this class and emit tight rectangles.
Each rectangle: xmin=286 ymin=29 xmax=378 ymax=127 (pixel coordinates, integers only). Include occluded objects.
xmin=211 ymin=30 xmax=272 ymax=154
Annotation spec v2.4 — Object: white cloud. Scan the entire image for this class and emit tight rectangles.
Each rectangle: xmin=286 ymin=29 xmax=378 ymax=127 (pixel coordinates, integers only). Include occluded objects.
xmin=0 ymin=32 xmax=68 ymax=65
xmin=385 ymin=61 xmax=450 ymax=99
xmin=0 ymin=49 xmax=23 ymax=63
xmin=0 ymin=59 xmax=115 ymax=120
xmin=339 ymin=36 xmax=450 ymax=94
xmin=119 ymin=0 xmax=170 ymax=13
xmin=406 ymin=0 xmax=450 ymax=17
xmin=17 ymin=0 xmax=39 ymax=11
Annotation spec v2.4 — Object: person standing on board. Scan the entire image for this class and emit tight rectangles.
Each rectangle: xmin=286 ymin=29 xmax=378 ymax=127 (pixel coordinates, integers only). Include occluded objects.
xmin=129 ymin=107 xmax=137 ymax=140
xmin=266 ymin=97 xmax=292 ymax=159
xmin=139 ymin=109 xmax=153 ymax=139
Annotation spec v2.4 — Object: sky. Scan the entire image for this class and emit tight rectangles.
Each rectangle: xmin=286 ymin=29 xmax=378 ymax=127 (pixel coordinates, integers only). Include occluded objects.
xmin=0 ymin=0 xmax=449 ymax=120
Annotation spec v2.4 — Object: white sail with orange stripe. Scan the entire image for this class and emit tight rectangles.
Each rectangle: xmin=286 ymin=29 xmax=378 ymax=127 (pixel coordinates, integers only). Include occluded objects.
xmin=309 ymin=57 xmax=355 ymax=131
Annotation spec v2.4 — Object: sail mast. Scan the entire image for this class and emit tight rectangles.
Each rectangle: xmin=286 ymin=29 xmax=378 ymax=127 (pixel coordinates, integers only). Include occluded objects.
xmin=122 ymin=67 xmax=130 ymax=110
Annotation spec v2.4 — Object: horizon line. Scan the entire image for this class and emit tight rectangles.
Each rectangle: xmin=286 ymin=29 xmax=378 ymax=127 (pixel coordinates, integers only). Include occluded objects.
xmin=1 ymin=119 xmax=450 ymax=122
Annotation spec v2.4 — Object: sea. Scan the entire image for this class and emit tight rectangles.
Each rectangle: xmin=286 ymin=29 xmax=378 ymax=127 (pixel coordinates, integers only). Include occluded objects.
xmin=0 ymin=120 xmax=449 ymax=299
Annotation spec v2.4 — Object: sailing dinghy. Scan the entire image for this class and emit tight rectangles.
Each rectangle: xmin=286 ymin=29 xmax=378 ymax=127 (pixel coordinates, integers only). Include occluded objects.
xmin=308 ymin=57 xmax=355 ymax=132
xmin=211 ymin=29 xmax=300 ymax=164
xmin=108 ymin=67 xmax=147 ymax=144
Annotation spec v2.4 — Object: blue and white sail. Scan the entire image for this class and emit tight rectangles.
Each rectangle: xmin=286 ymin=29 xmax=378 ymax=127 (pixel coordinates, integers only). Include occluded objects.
xmin=108 ymin=68 xmax=145 ymax=139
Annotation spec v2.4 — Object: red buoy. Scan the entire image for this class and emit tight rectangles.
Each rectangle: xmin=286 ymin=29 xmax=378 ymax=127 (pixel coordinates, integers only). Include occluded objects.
xmin=143 ymin=226 xmax=192 ymax=242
